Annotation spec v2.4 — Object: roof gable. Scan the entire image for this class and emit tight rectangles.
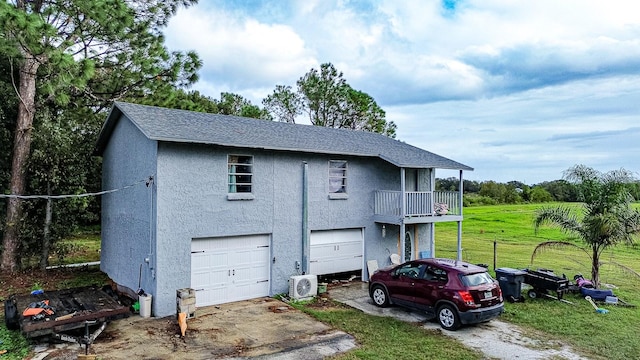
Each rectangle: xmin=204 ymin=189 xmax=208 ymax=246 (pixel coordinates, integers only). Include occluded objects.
xmin=95 ymin=102 xmax=473 ymax=171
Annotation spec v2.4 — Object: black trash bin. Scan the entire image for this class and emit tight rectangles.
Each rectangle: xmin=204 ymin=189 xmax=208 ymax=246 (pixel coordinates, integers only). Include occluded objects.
xmin=495 ymin=268 xmax=526 ymax=302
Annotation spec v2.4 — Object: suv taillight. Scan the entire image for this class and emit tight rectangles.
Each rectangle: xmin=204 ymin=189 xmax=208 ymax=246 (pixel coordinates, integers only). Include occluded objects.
xmin=497 ymin=286 xmax=503 ymax=302
xmin=458 ymin=291 xmax=476 ymax=306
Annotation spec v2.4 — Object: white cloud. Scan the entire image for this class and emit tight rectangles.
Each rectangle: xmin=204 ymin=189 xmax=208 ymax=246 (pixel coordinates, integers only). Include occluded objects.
xmin=162 ymin=0 xmax=640 ymax=182
xmin=165 ymin=6 xmax=317 ymax=95
xmin=390 ymin=75 xmax=640 ymax=183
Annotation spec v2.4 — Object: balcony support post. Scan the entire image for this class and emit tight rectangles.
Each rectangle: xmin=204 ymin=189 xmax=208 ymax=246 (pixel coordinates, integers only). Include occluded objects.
xmin=456 ymin=170 xmax=464 ymax=260
xmin=430 ymin=224 xmax=435 ymax=258
xmin=400 ymin=167 xmax=406 ymax=261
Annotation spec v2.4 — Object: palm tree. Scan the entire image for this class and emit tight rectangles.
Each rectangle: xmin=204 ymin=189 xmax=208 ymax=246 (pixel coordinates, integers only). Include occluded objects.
xmin=533 ymin=165 xmax=640 ymax=288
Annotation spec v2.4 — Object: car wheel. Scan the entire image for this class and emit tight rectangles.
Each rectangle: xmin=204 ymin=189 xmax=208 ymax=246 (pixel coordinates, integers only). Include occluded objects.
xmin=4 ymin=298 xmax=19 ymax=330
xmin=437 ymin=304 xmax=461 ymax=331
xmin=371 ymin=285 xmax=389 ymax=307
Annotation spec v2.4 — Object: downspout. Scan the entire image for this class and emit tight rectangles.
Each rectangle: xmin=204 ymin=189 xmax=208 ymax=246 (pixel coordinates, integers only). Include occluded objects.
xmin=147 ymin=176 xmax=155 ymax=280
xmin=301 ymin=162 xmax=309 ymax=274
xmin=400 ymin=167 xmax=406 ymax=261
xmin=457 ymin=170 xmax=463 ymax=261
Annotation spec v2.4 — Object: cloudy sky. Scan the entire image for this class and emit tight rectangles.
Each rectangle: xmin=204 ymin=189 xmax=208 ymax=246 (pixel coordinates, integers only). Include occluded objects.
xmin=164 ymin=0 xmax=640 ymax=184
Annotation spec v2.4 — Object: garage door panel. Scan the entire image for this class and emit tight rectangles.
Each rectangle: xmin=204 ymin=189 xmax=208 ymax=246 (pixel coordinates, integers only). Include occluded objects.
xmin=233 ymin=266 xmax=265 ymax=281
xmin=334 ymin=242 xmax=362 ymax=254
xmin=310 ymin=229 xmax=363 ymax=275
xmin=333 ymin=256 xmax=362 ymax=272
xmin=232 ymin=280 xmax=270 ymax=300
xmin=311 ymin=244 xmax=334 ymax=260
xmin=191 ymin=235 xmax=270 ymax=307
xmin=232 ymin=249 xmax=259 ymax=264
xmin=192 ymin=252 xmax=228 ymax=269
xmin=196 ymin=287 xmax=229 ymax=308
xmin=310 ymin=228 xmax=362 ymax=245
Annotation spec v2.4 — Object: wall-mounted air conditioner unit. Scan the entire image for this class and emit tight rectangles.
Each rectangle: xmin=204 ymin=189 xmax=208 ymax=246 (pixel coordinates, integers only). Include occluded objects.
xmin=289 ymin=274 xmax=318 ymax=300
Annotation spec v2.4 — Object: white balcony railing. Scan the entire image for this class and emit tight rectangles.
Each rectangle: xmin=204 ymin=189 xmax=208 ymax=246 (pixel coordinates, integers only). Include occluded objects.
xmin=374 ymin=190 xmax=460 ymax=218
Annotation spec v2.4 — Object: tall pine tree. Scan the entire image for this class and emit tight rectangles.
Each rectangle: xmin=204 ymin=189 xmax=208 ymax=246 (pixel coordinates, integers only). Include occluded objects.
xmin=0 ymin=0 xmax=201 ymax=272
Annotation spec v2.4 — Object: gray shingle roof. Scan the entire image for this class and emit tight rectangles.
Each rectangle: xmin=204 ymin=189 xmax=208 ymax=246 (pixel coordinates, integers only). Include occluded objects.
xmin=95 ymin=102 xmax=473 ymax=171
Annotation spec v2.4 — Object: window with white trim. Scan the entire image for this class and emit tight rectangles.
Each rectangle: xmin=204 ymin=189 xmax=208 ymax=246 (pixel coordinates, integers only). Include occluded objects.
xmin=228 ymin=155 xmax=253 ymax=193
xmin=329 ymin=160 xmax=347 ymax=194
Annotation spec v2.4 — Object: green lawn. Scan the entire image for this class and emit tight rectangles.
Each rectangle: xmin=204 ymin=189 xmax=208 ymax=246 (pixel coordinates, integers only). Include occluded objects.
xmin=297 ymin=301 xmax=483 ymax=360
xmin=51 ymin=228 xmax=102 ymax=265
xmin=3 ymin=203 xmax=640 ymax=359
xmin=435 ymin=203 xmax=640 ymax=360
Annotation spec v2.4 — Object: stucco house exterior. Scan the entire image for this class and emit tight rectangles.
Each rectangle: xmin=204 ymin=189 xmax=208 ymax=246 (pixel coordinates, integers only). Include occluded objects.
xmin=94 ymin=102 xmax=473 ymax=317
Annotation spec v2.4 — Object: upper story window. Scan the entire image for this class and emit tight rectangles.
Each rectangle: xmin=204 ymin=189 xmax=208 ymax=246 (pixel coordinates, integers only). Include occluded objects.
xmin=329 ymin=160 xmax=347 ymax=198
xmin=228 ymin=155 xmax=253 ymax=193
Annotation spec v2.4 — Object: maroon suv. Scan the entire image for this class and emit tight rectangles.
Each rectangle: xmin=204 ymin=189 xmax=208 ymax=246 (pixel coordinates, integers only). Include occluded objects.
xmin=369 ymin=258 xmax=504 ymax=330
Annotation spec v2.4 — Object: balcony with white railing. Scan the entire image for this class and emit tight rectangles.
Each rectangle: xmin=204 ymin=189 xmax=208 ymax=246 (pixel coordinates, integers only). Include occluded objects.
xmin=374 ymin=190 xmax=462 ymax=224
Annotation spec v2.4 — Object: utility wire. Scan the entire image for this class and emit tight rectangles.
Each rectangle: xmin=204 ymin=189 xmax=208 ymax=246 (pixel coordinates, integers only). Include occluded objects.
xmin=0 ymin=176 xmax=154 ymax=200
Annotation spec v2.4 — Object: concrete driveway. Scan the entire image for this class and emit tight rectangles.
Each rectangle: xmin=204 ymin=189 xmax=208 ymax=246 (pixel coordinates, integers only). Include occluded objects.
xmin=34 ymin=297 xmax=355 ymax=360
xmin=329 ymin=282 xmax=589 ymax=360
xmin=31 ymin=281 xmax=588 ymax=360
xmin=329 ymin=281 xmax=430 ymax=322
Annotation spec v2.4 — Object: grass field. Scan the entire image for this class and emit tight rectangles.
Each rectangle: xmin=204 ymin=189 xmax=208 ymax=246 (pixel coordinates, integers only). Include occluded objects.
xmin=435 ymin=203 xmax=640 ymax=360
xmin=51 ymin=227 xmax=102 ymax=265
xmin=298 ymin=301 xmax=483 ymax=360
xmin=3 ymin=203 xmax=640 ymax=359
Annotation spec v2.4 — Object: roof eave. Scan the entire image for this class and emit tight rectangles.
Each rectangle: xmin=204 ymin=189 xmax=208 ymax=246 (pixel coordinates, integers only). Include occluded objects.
xmin=378 ymin=154 xmax=474 ymax=171
xmin=148 ymin=136 xmax=379 ymax=159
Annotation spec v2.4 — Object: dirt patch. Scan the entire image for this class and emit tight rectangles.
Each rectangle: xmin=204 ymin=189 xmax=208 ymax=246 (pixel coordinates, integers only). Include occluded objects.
xmin=4 ymin=269 xmax=356 ymax=360
xmin=303 ymin=295 xmax=351 ymax=310
xmin=0 ymin=267 xmax=108 ymax=301
xmin=267 ymin=304 xmax=292 ymax=313
xmin=84 ymin=297 xmax=343 ymax=360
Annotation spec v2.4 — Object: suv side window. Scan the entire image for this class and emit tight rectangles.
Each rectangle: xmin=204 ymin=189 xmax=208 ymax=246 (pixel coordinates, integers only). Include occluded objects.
xmin=394 ymin=263 xmax=423 ymax=279
xmin=461 ymin=272 xmax=494 ymax=286
xmin=423 ymin=265 xmax=448 ymax=282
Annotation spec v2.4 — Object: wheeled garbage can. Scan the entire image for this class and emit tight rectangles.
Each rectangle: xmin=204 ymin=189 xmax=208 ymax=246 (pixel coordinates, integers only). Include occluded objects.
xmin=495 ymin=268 xmax=526 ymax=302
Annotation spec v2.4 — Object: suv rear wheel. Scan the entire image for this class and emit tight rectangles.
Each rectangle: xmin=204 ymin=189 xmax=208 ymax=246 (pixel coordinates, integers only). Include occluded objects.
xmin=437 ymin=304 xmax=461 ymax=331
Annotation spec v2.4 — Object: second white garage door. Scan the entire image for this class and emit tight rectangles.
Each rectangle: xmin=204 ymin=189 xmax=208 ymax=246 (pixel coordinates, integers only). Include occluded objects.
xmin=191 ymin=234 xmax=270 ymax=307
xmin=310 ymin=228 xmax=363 ymax=275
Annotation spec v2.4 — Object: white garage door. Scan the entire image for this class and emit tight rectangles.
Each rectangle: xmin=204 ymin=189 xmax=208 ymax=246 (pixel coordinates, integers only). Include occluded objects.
xmin=310 ymin=228 xmax=363 ymax=275
xmin=191 ymin=234 xmax=270 ymax=307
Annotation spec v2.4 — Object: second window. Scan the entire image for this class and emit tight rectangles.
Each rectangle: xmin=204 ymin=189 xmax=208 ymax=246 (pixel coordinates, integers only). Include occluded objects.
xmin=329 ymin=160 xmax=347 ymax=194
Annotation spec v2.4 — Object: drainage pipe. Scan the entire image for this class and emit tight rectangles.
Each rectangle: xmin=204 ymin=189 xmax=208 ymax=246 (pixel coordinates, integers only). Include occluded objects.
xmin=301 ymin=162 xmax=309 ymax=274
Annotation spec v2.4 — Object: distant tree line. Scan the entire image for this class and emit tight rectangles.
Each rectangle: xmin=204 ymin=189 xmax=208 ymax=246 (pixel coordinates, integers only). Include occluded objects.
xmin=436 ymin=178 xmax=640 ymax=206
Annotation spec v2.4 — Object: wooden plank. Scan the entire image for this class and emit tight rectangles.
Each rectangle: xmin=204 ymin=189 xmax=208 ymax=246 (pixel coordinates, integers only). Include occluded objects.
xmin=13 ymin=286 xmax=129 ymax=336
xmin=366 ymin=260 xmax=379 ymax=278
xmin=55 ymin=312 xmax=77 ymax=321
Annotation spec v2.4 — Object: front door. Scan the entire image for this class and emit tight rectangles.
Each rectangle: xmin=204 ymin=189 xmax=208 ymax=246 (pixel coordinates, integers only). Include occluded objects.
xmin=404 ymin=226 xmax=414 ymax=262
